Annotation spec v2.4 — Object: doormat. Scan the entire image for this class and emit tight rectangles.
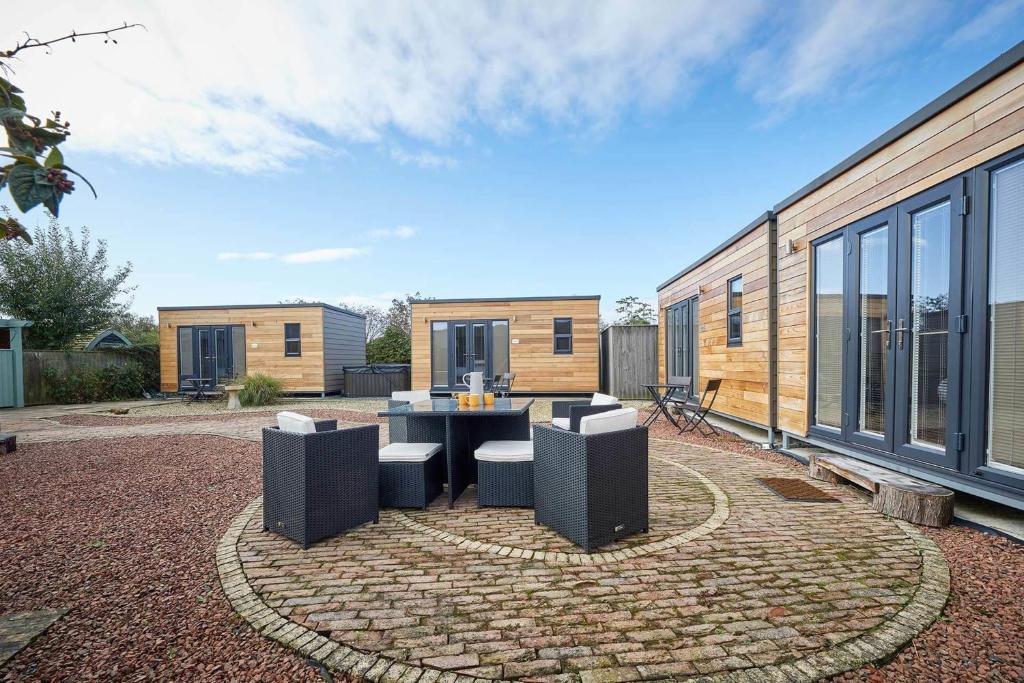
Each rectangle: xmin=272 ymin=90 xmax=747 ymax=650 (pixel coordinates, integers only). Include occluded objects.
xmin=757 ymin=477 xmax=840 ymax=502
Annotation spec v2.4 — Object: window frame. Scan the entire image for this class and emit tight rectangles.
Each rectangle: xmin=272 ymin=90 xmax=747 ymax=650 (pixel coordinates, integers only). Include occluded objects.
xmin=284 ymin=322 xmax=302 ymax=357
xmin=553 ymin=317 xmax=573 ymax=355
xmin=726 ymin=275 xmax=743 ymax=347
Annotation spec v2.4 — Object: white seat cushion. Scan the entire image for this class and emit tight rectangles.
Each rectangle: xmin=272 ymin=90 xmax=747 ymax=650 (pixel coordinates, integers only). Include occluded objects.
xmin=591 ymin=392 xmax=618 ymax=406
xmin=579 ymin=407 xmax=638 ymax=435
xmin=551 ymin=417 xmax=571 ymax=430
xmin=379 ymin=442 xmax=442 ymax=463
xmin=277 ymin=411 xmax=316 ymax=434
xmin=392 ymin=390 xmax=432 ymax=403
xmin=474 ymin=440 xmax=533 ymax=462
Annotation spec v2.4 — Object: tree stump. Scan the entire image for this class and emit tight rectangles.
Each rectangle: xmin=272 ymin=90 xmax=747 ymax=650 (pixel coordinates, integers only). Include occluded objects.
xmin=873 ymin=480 xmax=954 ymax=527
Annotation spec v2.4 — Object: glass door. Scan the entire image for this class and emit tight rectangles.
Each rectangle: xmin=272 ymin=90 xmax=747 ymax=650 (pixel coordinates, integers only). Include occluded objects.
xmin=666 ymin=297 xmax=698 ymax=394
xmin=196 ymin=327 xmax=215 ymax=384
xmin=846 ymin=209 xmax=897 ymax=451
xmin=893 ymin=178 xmax=964 ymax=469
xmin=451 ymin=322 xmax=470 ymax=386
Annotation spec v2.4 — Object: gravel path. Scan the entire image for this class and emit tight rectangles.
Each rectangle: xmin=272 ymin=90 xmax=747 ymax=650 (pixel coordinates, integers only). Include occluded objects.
xmin=0 ymin=436 xmax=321 ymax=682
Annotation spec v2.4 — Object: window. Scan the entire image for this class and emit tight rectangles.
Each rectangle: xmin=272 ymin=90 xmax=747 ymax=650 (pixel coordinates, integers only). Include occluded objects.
xmin=231 ymin=326 xmax=247 ymax=378
xmin=727 ymin=276 xmax=743 ymax=346
xmin=988 ymin=157 xmax=1024 ymax=472
xmin=491 ymin=320 xmax=510 ymax=376
xmin=0 ymin=328 xmax=10 ymax=350
xmin=284 ymin=323 xmax=301 ymax=357
xmin=431 ymin=322 xmax=448 ymax=386
xmin=813 ymin=237 xmax=844 ymax=430
xmin=553 ymin=318 xmax=573 ymax=354
xmin=178 ymin=327 xmax=194 ymax=376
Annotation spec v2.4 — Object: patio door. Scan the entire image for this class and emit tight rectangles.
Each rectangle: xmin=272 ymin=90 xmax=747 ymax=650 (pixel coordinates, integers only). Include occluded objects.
xmin=177 ymin=325 xmax=246 ymax=389
xmin=666 ymin=297 xmax=698 ymax=393
xmin=451 ymin=320 xmax=490 ymax=387
xmin=817 ymin=177 xmax=964 ymax=470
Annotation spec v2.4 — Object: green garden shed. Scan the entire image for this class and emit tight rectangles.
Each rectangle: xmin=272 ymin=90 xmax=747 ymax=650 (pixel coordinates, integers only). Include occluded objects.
xmin=0 ymin=319 xmax=32 ymax=408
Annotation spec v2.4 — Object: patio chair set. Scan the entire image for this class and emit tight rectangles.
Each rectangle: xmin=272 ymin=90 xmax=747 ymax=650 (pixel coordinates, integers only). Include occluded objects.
xmin=261 ymin=390 xmax=649 ymax=552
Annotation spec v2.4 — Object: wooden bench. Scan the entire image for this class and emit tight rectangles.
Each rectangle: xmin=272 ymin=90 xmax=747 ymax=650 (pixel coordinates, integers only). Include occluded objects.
xmin=809 ymin=453 xmax=953 ymax=527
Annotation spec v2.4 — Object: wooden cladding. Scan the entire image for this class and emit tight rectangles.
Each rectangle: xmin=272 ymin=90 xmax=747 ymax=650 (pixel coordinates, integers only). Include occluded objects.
xmin=658 ymin=221 xmax=773 ymax=427
xmin=411 ymin=298 xmax=599 ymax=393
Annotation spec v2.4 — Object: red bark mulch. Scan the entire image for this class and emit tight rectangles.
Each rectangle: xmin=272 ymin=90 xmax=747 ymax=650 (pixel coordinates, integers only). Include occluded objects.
xmin=0 ymin=436 xmax=321 ymax=682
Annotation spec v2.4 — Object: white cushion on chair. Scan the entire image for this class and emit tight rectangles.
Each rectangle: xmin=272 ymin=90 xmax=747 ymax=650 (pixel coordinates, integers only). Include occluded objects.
xmin=590 ymin=392 xmax=618 ymax=406
xmin=579 ymin=408 xmax=638 ymax=435
xmin=392 ymin=390 xmax=432 ymax=403
xmin=277 ymin=411 xmax=317 ymax=434
xmin=551 ymin=417 xmax=571 ymax=430
xmin=379 ymin=442 xmax=442 ymax=463
xmin=474 ymin=440 xmax=533 ymax=462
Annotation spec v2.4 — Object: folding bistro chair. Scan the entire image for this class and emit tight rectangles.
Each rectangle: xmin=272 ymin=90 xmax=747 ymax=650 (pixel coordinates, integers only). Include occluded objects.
xmin=679 ymin=378 xmax=721 ymax=436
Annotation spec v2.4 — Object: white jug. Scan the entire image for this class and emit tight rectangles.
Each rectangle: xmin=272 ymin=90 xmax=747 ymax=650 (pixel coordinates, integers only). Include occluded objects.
xmin=461 ymin=371 xmax=485 ymax=398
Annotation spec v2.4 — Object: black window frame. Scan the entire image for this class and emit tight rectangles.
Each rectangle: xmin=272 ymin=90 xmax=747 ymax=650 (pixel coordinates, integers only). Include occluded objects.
xmin=553 ymin=317 xmax=573 ymax=355
xmin=726 ymin=275 xmax=743 ymax=347
xmin=284 ymin=323 xmax=302 ymax=357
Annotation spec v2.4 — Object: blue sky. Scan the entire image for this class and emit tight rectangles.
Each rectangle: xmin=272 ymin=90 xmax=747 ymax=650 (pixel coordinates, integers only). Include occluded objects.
xmin=5 ymin=1 xmax=1024 ymax=321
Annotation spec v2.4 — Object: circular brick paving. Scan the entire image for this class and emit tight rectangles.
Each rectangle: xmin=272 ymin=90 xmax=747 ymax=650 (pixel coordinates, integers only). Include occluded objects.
xmin=220 ymin=439 xmax=950 ymax=682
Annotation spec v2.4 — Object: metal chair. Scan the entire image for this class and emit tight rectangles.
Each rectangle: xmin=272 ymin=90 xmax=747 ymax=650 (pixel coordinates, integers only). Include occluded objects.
xmin=679 ymin=378 xmax=721 ymax=436
xmin=493 ymin=372 xmax=516 ymax=397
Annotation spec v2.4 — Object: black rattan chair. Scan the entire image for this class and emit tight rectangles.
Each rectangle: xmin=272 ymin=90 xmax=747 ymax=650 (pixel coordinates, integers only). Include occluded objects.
xmin=679 ymin=378 xmax=721 ymax=436
xmin=551 ymin=395 xmax=622 ymax=432
xmin=533 ymin=416 xmax=648 ymax=552
xmin=262 ymin=420 xmax=379 ymax=549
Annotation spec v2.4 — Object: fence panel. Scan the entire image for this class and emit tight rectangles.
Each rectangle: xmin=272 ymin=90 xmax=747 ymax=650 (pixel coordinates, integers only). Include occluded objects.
xmin=600 ymin=325 xmax=658 ymax=399
xmin=22 ymin=350 xmax=132 ymax=406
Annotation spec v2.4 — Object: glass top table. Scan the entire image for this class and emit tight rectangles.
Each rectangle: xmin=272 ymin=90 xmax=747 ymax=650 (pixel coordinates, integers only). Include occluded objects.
xmin=377 ymin=397 xmax=533 ymax=417
xmin=379 ymin=397 xmax=534 ymax=507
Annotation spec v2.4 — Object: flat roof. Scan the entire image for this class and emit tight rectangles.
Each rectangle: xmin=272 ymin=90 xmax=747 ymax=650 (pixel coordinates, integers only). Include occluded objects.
xmin=411 ymin=295 xmax=600 ymax=304
xmin=157 ymin=302 xmax=365 ymax=318
xmin=656 ymin=211 xmax=773 ymax=292
xmin=774 ymin=40 xmax=1024 ymax=214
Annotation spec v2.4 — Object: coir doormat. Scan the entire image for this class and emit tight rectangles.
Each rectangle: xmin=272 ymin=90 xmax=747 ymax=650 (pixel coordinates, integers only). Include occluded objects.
xmin=757 ymin=477 xmax=840 ymax=502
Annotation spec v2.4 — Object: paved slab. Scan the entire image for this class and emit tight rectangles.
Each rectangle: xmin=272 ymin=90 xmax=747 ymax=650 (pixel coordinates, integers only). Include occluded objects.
xmin=0 ymin=609 xmax=67 ymax=667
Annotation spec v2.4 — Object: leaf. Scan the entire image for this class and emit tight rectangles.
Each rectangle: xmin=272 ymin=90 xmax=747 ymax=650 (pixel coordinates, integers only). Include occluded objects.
xmin=6 ymin=163 xmax=58 ymax=214
xmin=44 ymin=146 xmax=63 ymax=168
xmin=60 ymin=164 xmax=98 ymax=198
xmin=0 ymin=216 xmax=31 ymax=244
xmin=0 ymin=107 xmax=25 ymax=123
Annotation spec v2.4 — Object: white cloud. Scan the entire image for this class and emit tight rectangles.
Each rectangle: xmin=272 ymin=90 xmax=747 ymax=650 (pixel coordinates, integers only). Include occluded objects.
xmin=389 ymin=145 xmax=460 ymax=169
xmin=3 ymin=1 xmax=765 ymax=172
xmin=739 ymin=0 xmax=947 ymax=110
xmin=281 ymin=247 xmax=368 ymax=264
xmin=367 ymin=225 xmax=417 ymax=240
xmin=216 ymin=251 xmax=276 ymax=261
xmin=946 ymin=0 xmax=1024 ymax=46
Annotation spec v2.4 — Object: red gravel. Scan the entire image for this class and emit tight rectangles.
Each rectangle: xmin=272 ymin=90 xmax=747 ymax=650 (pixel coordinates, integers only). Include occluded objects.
xmin=0 ymin=436 xmax=322 ymax=682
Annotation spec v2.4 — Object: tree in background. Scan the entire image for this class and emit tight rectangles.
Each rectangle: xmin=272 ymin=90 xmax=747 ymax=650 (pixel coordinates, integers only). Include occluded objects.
xmin=385 ymin=292 xmax=426 ymax=335
xmin=0 ymin=216 xmax=134 ymax=349
xmin=366 ymin=324 xmax=411 ymax=364
xmin=615 ymin=296 xmax=656 ymax=325
xmin=345 ymin=304 xmax=387 ymax=341
xmin=109 ymin=311 xmax=159 ymax=345
xmin=1 ymin=23 xmax=141 ymax=242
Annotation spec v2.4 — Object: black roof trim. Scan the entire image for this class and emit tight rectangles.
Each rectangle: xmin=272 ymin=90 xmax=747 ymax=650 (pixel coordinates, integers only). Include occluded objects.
xmin=410 ymin=295 xmax=600 ymax=304
xmin=774 ymin=40 xmax=1024 ymax=214
xmin=157 ymin=303 xmax=366 ymax=318
xmin=656 ymin=211 xmax=774 ymax=292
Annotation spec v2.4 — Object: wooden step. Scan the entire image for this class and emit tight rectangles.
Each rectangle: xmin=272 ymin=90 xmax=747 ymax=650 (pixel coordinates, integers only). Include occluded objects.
xmin=809 ymin=453 xmax=954 ymax=527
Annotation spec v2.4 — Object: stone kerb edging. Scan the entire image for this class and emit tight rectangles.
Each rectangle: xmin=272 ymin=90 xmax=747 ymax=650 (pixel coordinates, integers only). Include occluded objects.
xmin=392 ymin=456 xmax=730 ymax=567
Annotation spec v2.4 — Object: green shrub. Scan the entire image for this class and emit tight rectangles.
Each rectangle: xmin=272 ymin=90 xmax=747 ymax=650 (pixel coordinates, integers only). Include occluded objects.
xmin=366 ymin=325 xmax=411 ymax=364
xmin=239 ymin=372 xmax=282 ymax=407
xmin=44 ymin=361 xmax=146 ymax=404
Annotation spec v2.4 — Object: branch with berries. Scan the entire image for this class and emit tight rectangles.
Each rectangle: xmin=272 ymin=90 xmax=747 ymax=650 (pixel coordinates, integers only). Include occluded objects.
xmin=0 ymin=22 xmax=141 ymax=242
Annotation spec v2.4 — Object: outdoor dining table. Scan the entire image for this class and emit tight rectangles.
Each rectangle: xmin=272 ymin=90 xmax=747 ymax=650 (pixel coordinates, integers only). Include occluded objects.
xmin=378 ymin=397 xmax=534 ymax=508
xmin=642 ymin=382 xmax=691 ymax=430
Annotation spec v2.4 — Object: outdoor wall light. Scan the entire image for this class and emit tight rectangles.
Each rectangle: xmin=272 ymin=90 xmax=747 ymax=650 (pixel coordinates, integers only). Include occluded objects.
xmin=783 ymin=238 xmax=800 ymax=256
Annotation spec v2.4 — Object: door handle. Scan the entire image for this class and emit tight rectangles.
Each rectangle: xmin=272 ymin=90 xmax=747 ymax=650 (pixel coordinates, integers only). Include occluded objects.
xmin=870 ymin=320 xmax=893 ymax=349
xmin=893 ymin=318 xmax=909 ymax=350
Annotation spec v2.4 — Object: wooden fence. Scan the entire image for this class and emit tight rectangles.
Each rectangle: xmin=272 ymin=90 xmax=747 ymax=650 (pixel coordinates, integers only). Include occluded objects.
xmin=600 ymin=325 xmax=658 ymax=399
xmin=23 ymin=350 xmax=133 ymax=406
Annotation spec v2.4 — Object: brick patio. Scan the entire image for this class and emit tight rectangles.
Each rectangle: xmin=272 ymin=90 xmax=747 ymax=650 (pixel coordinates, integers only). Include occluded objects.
xmin=222 ymin=438 xmax=950 ymax=682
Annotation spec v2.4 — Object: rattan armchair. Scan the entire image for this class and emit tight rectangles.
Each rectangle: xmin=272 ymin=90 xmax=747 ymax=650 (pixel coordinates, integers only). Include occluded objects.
xmin=533 ymin=414 xmax=648 ymax=552
xmin=262 ymin=420 xmax=379 ymax=549
xmin=551 ymin=399 xmax=622 ymax=432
